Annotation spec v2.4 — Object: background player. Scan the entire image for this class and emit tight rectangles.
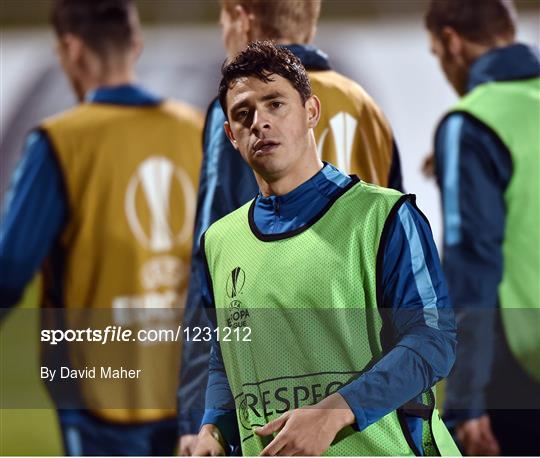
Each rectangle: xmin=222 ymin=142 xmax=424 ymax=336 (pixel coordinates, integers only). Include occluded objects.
xmin=425 ymin=0 xmax=540 ymax=455
xmin=0 ymin=0 xmax=202 ymax=454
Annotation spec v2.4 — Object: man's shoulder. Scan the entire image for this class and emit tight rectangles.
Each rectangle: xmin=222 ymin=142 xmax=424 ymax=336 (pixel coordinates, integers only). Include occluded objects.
xmin=437 ymin=100 xmax=498 ymax=145
xmin=435 ymin=110 xmax=492 ymax=156
xmin=337 ymin=179 xmax=404 ymax=217
xmin=203 ymin=98 xmax=227 ymax=132
xmin=308 ymin=70 xmax=368 ymax=100
xmin=40 ymin=104 xmax=91 ymax=130
xmin=41 ymin=99 xmax=202 ymax=134
xmin=205 ymin=200 xmax=253 ymax=241
xmin=350 ymin=179 xmax=403 ymax=200
xmin=308 ymin=70 xmax=388 ymax=130
xmin=161 ymin=99 xmax=204 ymax=128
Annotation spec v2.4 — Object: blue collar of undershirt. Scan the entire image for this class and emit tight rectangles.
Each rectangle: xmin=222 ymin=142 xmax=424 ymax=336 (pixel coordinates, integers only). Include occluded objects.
xmin=85 ymin=84 xmax=163 ymax=106
xmin=281 ymin=44 xmax=332 ymax=71
xmin=467 ymin=43 xmax=540 ymax=92
xmin=254 ymin=163 xmax=352 ymax=234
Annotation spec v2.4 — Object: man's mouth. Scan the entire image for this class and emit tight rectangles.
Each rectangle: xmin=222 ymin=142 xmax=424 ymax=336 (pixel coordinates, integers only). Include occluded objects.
xmin=252 ymin=140 xmax=280 ymax=156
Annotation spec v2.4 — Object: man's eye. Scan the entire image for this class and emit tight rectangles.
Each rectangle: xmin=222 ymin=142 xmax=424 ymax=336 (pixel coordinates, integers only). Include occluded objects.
xmin=271 ymin=101 xmax=283 ymax=109
xmin=238 ymin=110 xmax=248 ymax=119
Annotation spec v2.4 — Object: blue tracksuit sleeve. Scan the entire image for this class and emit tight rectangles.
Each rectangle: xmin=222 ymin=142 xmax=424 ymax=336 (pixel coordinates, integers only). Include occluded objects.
xmin=183 ymin=236 xmax=239 ymax=447
xmin=177 ymin=258 xmax=213 ymax=436
xmin=177 ymin=108 xmax=218 ymax=436
xmin=0 ymin=131 xmax=67 ymax=309
xmin=201 ymin=338 xmax=240 ymax=449
xmin=338 ymin=200 xmax=457 ymax=432
xmin=434 ymin=113 xmax=511 ymax=424
xmin=178 ymin=229 xmax=238 ymax=440
xmin=178 ymin=100 xmax=257 ymax=436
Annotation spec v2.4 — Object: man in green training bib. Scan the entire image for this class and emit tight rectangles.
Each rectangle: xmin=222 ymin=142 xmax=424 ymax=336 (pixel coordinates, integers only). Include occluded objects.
xmin=193 ymin=41 xmax=460 ymax=456
xmin=425 ymin=0 xmax=540 ymax=455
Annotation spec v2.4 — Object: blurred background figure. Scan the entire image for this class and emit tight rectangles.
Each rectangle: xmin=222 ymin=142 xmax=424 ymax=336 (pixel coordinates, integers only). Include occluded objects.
xmin=177 ymin=0 xmax=404 ymax=453
xmin=425 ymin=0 xmax=540 ymax=455
xmin=0 ymin=0 xmax=202 ymax=455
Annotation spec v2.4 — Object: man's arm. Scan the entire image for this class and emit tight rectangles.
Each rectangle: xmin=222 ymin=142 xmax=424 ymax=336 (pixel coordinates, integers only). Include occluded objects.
xmin=177 ymin=249 xmax=240 ymax=454
xmin=178 ymin=100 xmax=223 ymax=439
xmin=184 ymin=233 xmax=239 ymax=455
xmin=256 ymin=200 xmax=456 ymax=456
xmin=0 ymin=131 xmax=67 ymax=312
xmin=434 ymin=113 xmax=510 ymax=424
xmin=198 ymin=339 xmax=240 ymax=447
xmin=338 ymin=200 xmax=456 ymax=432
xmin=178 ymin=99 xmax=258 ymax=439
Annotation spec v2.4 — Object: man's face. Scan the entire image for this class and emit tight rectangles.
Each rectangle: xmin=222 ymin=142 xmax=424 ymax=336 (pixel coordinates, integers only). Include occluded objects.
xmin=220 ymin=7 xmax=248 ymax=59
xmin=224 ymin=74 xmax=318 ymax=180
xmin=430 ymin=32 xmax=468 ymax=96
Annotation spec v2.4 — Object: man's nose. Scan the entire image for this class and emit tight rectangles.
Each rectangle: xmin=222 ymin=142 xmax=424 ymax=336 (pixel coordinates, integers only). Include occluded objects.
xmin=250 ymin=109 xmax=271 ymax=136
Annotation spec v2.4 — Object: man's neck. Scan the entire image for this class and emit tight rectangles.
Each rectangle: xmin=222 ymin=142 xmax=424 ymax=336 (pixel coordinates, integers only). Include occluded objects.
xmin=81 ymin=69 xmax=135 ymax=98
xmin=273 ymin=39 xmax=298 ymax=46
xmin=257 ymin=158 xmax=324 ymax=197
xmin=464 ymin=38 xmax=515 ymax=67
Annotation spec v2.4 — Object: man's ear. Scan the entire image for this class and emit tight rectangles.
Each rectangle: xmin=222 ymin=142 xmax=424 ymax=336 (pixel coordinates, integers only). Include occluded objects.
xmin=132 ymin=34 xmax=143 ymax=61
xmin=441 ymin=26 xmax=463 ymax=58
xmin=306 ymin=24 xmax=317 ymax=44
xmin=234 ymin=5 xmax=257 ymax=43
xmin=305 ymin=95 xmax=321 ymax=129
xmin=61 ymin=33 xmax=85 ymax=64
xmin=224 ymin=121 xmax=239 ymax=150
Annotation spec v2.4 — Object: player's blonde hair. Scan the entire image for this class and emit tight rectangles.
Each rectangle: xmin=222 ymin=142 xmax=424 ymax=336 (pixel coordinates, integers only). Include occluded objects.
xmin=220 ymin=0 xmax=321 ymax=44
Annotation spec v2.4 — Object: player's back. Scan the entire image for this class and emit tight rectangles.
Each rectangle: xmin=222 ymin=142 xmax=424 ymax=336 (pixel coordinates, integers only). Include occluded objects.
xmin=40 ymin=99 xmax=203 ymax=422
xmin=309 ymin=70 xmax=394 ymax=187
xmin=41 ymin=100 xmax=202 ymax=311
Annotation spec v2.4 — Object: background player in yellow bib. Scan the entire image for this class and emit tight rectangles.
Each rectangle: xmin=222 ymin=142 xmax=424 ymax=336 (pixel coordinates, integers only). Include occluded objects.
xmin=0 ymin=0 xmax=202 ymax=454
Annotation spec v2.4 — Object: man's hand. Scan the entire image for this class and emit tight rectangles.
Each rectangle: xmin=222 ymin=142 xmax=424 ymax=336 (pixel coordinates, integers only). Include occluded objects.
xmin=256 ymin=393 xmax=355 ymax=456
xmin=193 ymin=424 xmax=227 ymax=456
xmin=421 ymin=152 xmax=436 ymax=179
xmin=177 ymin=434 xmax=198 ymax=456
xmin=456 ymin=414 xmax=501 ymax=456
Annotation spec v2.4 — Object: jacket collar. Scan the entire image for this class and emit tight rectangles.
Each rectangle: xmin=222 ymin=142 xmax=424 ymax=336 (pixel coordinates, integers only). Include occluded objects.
xmin=467 ymin=43 xmax=540 ymax=92
xmin=282 ymin=44 xmax=331 ymax=71
xmin=85 ymin=84 xmax=162 ymax=106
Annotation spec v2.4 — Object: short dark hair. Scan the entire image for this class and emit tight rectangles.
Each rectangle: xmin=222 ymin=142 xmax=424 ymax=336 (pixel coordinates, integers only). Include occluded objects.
xmin=425 ymin=0 xmax=516 ymax=45
xmin=51 ymin=0 xmax=138 ymax=57
xmin=218 ymin=41 xmax=312 ymax=116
